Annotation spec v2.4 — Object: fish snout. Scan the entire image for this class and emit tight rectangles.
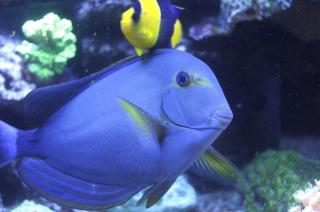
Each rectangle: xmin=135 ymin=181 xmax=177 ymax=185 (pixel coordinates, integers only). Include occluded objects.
xmin=210 ymin=106 xmax=233 ymax=129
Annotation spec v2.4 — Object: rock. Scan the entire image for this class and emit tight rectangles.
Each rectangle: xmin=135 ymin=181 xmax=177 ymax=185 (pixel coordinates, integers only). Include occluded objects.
xmin=189 ymin=0 xmax=292 ymax=39
xmin=0 ymin=198 xmax=4 ymax=212
xmin=77 ymin=0 xmax=133 ymax=19
xmin=75 ymin=0 xmax=134 ymax=76
xmin=197 ymin=190 xmax=244 ymax=212
xmin=280 ymin=137 xmax=320 ymax=160
xmin=76 ymin=0 xmax=132 ymax=21
xmin=271 ymin=0 xmax=320 ymax=42
xmin=0 ymin=166 xmax=25 ymax=208
xmin=78 ymin=36 xmax=133 ymax=76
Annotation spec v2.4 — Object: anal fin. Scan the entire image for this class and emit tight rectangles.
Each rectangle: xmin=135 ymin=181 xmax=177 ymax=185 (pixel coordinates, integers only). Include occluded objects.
xmin=18 ymin=158 xmax=142 ymax=210
xmin=138 ymin=179 xmax=176 ymax=208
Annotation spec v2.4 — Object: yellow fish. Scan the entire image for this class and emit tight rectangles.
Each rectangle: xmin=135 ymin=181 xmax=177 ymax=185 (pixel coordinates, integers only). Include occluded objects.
xmin=121 ymin=0 xmax=183 ymax=56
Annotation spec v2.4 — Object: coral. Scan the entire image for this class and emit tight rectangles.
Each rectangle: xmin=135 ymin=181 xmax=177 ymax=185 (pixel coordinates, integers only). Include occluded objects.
xmin=243 ymin=150 xmax=320 ymax=212
xmin=197 ymin=191 xmax=244 ymax=212
xmin=109 ymin=175 xmax=197 ymax=212
xmin=189 ymin=19 xmax=216 ymax=41
xmin=0 ymin=35 xmax=35 ymax=100
xmin=17 ymin=12 xmax=77 ymax=80
xmin=289 ymin=179 xmax=320 ymax=212
xmin=219 ymin=0 xmax=292 ymax=31
xmin=256 ymin=0 xmax=292 ymax=17
xmin=77 ymin=0 xmax=132 ymax=20
xmin=189 ymin=0 xmax=292 ymax=39
xmin=10 ymin=200 xmax=54 ymax=212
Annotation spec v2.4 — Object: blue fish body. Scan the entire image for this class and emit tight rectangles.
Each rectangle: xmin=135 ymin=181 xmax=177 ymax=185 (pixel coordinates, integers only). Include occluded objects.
xmin=0 ymin=49 xmax=238 ymax=210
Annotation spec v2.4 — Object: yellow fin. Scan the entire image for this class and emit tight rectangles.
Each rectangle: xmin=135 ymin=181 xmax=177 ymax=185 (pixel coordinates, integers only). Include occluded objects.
xmin=171 ymin=19 xmax=183 ymax=48
xmin=189 ymin=147 xmax=244 ymax=187
xmin=134 ymin=47 xmax=145 ymax=56
xmin=118 ymin=98 xmax=166 ymax=142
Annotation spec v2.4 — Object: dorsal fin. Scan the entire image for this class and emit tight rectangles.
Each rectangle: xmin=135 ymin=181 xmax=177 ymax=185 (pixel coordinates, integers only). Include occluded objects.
xmin=132 ymin=1 xmax=141 ymax=22
xmin=154 ymin=1 xmax=181 ymax=49
xmin=172 ymin=5 xmax=184 ymax=19
xmin=0 ymin=56 xmax=141 ymax=130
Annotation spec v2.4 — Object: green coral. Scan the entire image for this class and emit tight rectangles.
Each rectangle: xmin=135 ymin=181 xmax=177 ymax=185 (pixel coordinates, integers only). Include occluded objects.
xmin=243 ymin=150 xmax=320 ymax=212
xmin=17 ymin=12 xmax=76 ymax=80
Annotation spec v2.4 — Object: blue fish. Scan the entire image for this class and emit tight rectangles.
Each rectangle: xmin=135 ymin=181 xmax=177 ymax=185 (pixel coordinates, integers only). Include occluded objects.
xmin=0 ymin=49 xmax=239 ymax=210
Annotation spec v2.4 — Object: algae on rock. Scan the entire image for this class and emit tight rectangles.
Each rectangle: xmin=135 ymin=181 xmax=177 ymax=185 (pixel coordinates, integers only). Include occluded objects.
xmin=243 ymin=150 xmax=320 ymax=212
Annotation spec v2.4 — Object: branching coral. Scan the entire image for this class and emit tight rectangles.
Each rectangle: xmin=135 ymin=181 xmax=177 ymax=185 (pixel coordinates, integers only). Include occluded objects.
xmin=17 ymin=12 xmax=77 ymax=80
xmin=243 ymin=150 xmax=320 ymax=212
xmin=289 ymin=179 xmax=320 ymax=212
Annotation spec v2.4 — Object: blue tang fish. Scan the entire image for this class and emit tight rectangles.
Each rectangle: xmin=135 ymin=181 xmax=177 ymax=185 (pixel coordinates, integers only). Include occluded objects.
xmin=0 ymin=49 xmax=238 ymax=210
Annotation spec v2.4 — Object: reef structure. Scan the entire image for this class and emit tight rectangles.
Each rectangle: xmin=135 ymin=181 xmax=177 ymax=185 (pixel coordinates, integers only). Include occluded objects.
xmin=0 ymin=35 xmax=35 ymax=100
xmin=189 ymin=0 xmax=292 ymax=40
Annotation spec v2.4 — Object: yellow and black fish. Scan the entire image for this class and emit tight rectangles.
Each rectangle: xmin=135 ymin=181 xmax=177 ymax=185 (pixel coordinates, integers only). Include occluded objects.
xmin=121 ymin=0 xmax=183 ymax=56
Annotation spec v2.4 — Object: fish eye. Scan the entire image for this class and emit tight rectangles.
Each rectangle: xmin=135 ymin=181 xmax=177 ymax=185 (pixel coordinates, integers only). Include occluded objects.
xmin=176 ymin=71 xmax=191 ymax=87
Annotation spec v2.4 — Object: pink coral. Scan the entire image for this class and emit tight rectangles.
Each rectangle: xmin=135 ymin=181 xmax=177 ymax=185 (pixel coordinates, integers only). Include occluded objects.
xmin=289 ymin=180 xmax=320 ymax=212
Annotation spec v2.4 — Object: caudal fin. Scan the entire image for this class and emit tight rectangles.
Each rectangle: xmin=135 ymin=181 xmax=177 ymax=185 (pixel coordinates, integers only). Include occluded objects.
xmin=0 ymin=121 xmax=18 ymax=168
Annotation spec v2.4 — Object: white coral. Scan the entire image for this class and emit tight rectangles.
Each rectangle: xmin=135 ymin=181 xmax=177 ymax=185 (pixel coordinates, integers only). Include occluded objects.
xmin=0 ymin=35 xmax=35 ymax=100
xmin=11 ymin=200 xmax=54 ymax=212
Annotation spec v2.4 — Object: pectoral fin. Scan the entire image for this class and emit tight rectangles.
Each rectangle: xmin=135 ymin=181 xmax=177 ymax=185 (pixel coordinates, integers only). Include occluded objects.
xmin=119 ymin=98 xmax=166 ymax=144
xmin=138 ymin=179 xmax=176 ymax=208
xmin=189 ymin=147 xmax=242 ymax=187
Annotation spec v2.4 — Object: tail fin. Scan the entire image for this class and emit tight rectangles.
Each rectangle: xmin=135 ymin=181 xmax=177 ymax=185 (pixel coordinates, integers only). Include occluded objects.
xmin=0 ymin=121 xmax=18 ymax=168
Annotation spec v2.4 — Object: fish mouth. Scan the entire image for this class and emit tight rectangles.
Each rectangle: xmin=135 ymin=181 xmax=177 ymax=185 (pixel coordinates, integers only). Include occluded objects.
xmin=161 ymin=111 xmax=227 ymax=131
xmin=209 ymin=107 xmax=233 ymax=129
xmin=161 ymin=105 xmax=233 ymax=131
